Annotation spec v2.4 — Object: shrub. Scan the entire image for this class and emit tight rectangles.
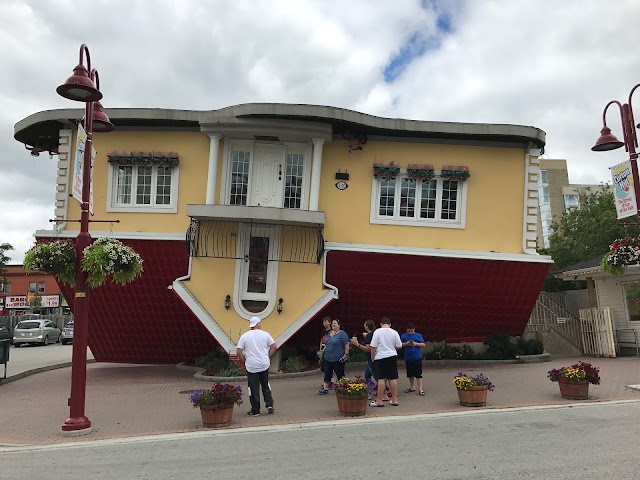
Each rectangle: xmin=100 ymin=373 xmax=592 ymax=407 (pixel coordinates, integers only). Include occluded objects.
xmin=484 ymin=332 xmax=519 ymax=359
xmin=456 ymin=343 xmax=475 ymax=360
xmin=424 ymin=343 xmax=446 ymax=360
xmin=445 ymin=344 xmax=461 ymax=359
xmin=517 ymin=338 xmax=544 ymax=355
xmin=281 ymin=355 xmax=305 ymax=373
xmin=348 ymin=346 xmax=367 ymax=362
xmin=216 ymin=362 xmax=244 ymax=377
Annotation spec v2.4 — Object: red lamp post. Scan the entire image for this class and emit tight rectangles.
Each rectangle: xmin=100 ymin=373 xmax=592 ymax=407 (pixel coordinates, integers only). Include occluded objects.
xmin=592 ymin=83 xmax=640 ymax=218
xmin=57 ymin=44 xmax=114 ymax=434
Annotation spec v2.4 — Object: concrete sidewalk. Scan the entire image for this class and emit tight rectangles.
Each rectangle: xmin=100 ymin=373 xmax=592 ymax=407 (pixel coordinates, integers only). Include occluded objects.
xmin=1 ymin=357 xmax=639 ymax=446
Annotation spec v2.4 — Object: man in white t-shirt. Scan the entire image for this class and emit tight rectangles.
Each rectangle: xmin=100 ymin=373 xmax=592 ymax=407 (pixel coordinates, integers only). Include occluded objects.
xmin=369 ymin=317 xmax=402 ymax=407
xmin=237 ymin=316 xmax=277 ymax=416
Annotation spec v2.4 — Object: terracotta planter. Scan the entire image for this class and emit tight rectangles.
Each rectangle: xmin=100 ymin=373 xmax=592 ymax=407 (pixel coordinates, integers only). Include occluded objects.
xmin=558 ymin=378 xmax=589 ymax=400
xmin=336 ymin=392 xmax=368 ymax=417
xmin=199 ymin=404 xmax=234 ymax=427
xmin=456 ymin=385 xmax=488 ymax=407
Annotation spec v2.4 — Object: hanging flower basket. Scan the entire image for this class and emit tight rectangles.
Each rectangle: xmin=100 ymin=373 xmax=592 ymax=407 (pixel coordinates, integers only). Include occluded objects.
xmin=373 ymin=162 xmax=400 ymax=179
xmin=440 ymin=165 xmax=470 ymax=182
xmin=407 ymin=164 xmax=435 ymax=181
xmin=23 ymin=240 xmax=77 ymax=286
xmin=601 ymin=236 xmax=640 ymax=275
xmin=82 ymin=237 xmax=144 ymax=288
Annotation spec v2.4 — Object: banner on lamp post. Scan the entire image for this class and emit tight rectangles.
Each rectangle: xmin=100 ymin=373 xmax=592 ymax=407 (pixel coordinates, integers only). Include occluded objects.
xmin=71 ymin=122 xmax=96 ymax=215
xmin=610 ymin=160 xmax=638 ymax=219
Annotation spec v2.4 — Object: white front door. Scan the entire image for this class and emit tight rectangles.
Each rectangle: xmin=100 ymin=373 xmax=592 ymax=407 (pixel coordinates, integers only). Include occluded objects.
xmin=252 ymin=144 xmax=284 ymax=207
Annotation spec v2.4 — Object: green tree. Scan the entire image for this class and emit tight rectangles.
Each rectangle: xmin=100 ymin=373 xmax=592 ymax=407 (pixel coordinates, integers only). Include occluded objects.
xmin=1 ymin=243 xmax=13 ymax=289
xmin=538 ymin=191 xmax=640 ymax=291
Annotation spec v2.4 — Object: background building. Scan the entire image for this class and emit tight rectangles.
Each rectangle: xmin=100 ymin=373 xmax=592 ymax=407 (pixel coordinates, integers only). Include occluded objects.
xmin=537 ymin=159 xmax=612 ymax=249
xmin=1 ymin=265 xmax=64 ymax=316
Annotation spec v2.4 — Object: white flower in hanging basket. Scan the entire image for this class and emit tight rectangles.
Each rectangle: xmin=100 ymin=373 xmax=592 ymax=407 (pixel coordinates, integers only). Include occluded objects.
xmin=23 ymin=240 xmax=77 ymax=286
xmin=82 ymin=237 xmax=144 ymax=288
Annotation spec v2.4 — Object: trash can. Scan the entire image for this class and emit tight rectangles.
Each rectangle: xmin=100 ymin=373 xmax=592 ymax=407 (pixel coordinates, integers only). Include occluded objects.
xmin=0 ymin=339 xmax=9 ymax=380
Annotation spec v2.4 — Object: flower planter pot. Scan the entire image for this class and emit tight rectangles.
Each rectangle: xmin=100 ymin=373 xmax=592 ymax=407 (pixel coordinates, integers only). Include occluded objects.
xmin=558 ymin=378 xmax=589 ymax=400
xmin=199 ymin=404 xmax=234 ymax=427
xmin=456 ymin=385 xmax=488 ymax=407
xmin=336 ymin=392 xmax=368 ymax=417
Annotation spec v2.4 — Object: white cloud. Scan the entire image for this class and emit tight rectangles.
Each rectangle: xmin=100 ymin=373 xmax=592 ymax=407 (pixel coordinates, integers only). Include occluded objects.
xmin=2 ymin=0 xmax=639 ymax=262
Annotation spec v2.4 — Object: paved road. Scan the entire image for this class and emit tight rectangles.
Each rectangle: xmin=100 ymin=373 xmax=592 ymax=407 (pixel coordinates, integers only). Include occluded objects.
xmin=3 ymin=342 xmax=94 ymax=378
xmin=1 ymin=401 xmax=637 ymax=479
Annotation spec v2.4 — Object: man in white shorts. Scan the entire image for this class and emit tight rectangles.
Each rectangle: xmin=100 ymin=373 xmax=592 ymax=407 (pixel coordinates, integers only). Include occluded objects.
xmin=369 ymin=317 xmax=402 ymax=407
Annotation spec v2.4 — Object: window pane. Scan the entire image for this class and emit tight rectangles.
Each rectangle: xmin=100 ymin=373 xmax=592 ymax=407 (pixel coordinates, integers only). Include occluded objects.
xmin=247 ymin=236 xmax=269 ymax=294
xmin=379 ymin=178 xmax=396 ymax=216
xmin=29 ymin=282 xmax=36 ymax=292
xmin=540 ymin=170 xmax=548 ymax=184
xmin=155 ymin=167 xmax=172 ymax=205
xmin=38 ymin=281 xmax=45 ymax=293
xmin=399 ymin=178 xmax=416 ymax=217
xmin=420 ymin=179 xmax=437 ymax=219
xmin=441 ymin=180 xmax=459 ymax=220
xmin=136 ymin=166 xmax=152 ymax=205
xmin=3 ymin=282 xmax=10 ymax=294
xmin=231 ymin=151 xmax=250 ymax=205
xmin=116 ymin=166 xmax=133 ymax=204
xmin=624 ymin=283 xmax=640 ymax=321
xmin=284 ymin=153 xmax=303 ymax=209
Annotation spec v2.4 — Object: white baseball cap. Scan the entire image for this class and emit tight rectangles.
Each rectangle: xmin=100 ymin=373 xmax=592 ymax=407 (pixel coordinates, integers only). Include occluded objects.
xmin=249 ymin=316 xmax=261 ymax=328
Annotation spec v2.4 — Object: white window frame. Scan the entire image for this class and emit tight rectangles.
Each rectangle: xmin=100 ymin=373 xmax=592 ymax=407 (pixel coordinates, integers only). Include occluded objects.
xmin=233 ymin=224 xmax=281 ymax=319
xmin=29 ymin=282 xmax=36 ymax=293
xmin=3 ymin=282 xmax=10 ymax=294
xmin=220 ymin=140 xmax=311 ymax=209
xmin=370 ymin=172 xmax=467 ymax=229
xmin=38 ymin=281 xmax=45 ymax=293
xmin=106 ymin=163 xmax=179 ymax=213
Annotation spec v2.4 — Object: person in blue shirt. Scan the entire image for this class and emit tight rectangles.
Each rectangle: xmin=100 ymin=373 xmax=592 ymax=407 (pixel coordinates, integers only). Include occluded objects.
xmin=318 ymin=319 xmax=349 ymax=394
xmin=400 ymin=322 xmax=426 ymax=396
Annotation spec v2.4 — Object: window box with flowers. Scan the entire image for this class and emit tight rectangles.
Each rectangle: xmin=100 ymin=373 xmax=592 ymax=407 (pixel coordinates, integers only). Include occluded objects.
xmin=189 ymin=383 xmax=243 ymax=427
xmin=548 ymin=361 xmax=600 ymax=400
xmin=601 ymin=236 xmax=640 ymax=275
xmin=24 ymin=240 xmax=77 ymax=286
xmin=453 ymin=372 xmax=495 ymax=407
xmin=440 ymin=165 xmax=470 ymax=182
xmin=406 ymin=163 xmax=435 ymax=181
xmin=82 ymin=237 xmax=144 ymax=288
xmin=373 ymin=161 xmax=400 ymax=179
xmin=334 ymin=376 xmax=375 ymax=416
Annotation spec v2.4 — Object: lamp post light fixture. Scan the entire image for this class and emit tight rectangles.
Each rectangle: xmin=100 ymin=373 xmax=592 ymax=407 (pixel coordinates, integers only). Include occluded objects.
xmin=224 ymin=295 xmax=231 ymax=310
xmin=277 ymin=298 xmax=283 ymax=314
xmin=58 ymin=44 xmax=114 ymax=435
xmin=592 ymin=83 xmax=640 ymax=219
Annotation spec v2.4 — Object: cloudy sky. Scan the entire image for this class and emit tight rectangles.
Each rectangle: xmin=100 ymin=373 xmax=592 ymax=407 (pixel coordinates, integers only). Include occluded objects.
xmin=1 ymin=0 xmax=639 ymax=263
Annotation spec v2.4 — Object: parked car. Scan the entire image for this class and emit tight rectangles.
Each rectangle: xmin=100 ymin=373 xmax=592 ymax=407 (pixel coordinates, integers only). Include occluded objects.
xmin=13 ymin=319 xmax=62 ymax=346
xmin=61 ymin=321 xmax=74 ymax=345
xmin=0 ymin=324 xmax=12 ymax=344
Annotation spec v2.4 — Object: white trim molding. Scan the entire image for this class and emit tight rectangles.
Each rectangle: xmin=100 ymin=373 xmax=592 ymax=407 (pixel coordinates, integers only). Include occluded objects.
xmin=522 ymin=145 xmax=541 ymax=254
xmin=309 ymin=139 xmax=324 ymax=211
xmin=35 ymin=230 xmax=186 ymax=241
xmin=54 ymin=128 xmax=73 ymax=230
xmin=325 ymin=242 xmax=553 ymax=264
xmin=274 ymin=290 xmax=338 ymax=347
xmin=206 ymin=133 xmax=222 ymax=204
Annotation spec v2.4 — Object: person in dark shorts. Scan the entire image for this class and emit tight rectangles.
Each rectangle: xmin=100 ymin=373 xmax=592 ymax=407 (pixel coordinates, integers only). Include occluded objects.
xmin=401 ymin=322 xmax=426 ymax=395
xmin=350 ymin=319 xmax=377 ymax=397
xmin=369 ymin=317 xmax=402 ymax=407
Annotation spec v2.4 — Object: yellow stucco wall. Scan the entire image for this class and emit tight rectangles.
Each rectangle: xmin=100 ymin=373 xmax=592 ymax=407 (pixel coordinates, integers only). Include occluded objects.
xmin=186 ymin=255 xmax=326 ymax=344
xmin=319 ymin=139 xmax=526 ymax=253
xmin=66 ymin=130 xmax=213 ymax=233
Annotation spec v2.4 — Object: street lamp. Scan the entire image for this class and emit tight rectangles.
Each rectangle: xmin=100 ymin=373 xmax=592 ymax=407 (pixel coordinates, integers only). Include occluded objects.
xmin=57 ymin=44 xmax=114 ymax=435
xmin=592 ymin=83 xmax=640 ymax=218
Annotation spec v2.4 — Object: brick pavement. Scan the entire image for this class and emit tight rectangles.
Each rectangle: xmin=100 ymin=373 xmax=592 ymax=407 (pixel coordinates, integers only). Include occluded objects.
xmin=0 ymin=357 xmax=639 ymax=446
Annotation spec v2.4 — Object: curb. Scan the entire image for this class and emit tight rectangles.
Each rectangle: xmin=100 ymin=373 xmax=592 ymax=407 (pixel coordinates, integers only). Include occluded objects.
xmin=423 ymin=353 xmax=552 ymax=365
xmin=176 ymin=362 xmax=321 ymax=382
xmin=0 ymin=358 xmax=97 ymax=385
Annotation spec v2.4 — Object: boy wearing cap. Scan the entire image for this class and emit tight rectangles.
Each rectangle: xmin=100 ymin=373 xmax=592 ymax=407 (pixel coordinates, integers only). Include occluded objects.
xmin=237 ymin=316 xmax=277 ymax=416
